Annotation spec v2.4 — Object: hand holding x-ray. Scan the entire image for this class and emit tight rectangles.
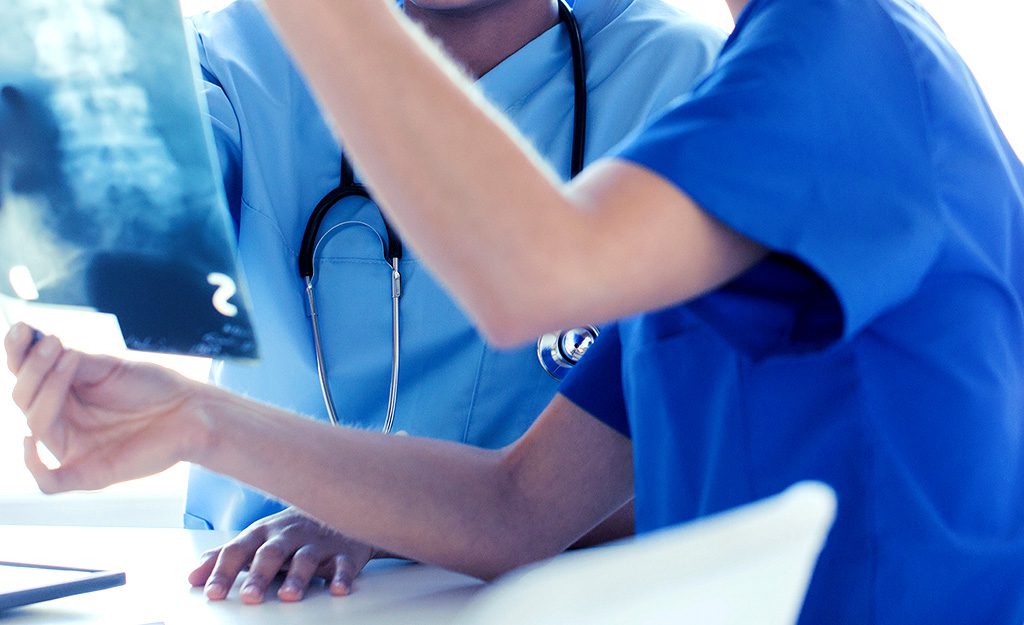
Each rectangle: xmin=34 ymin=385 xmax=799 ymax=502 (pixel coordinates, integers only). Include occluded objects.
xmin=4 ymin=323 xmax=202 ymax=493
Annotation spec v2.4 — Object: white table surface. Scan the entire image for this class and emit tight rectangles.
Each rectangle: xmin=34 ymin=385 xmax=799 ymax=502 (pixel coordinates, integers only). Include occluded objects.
xmin=0 ymin=526 xmax=485 ymax=625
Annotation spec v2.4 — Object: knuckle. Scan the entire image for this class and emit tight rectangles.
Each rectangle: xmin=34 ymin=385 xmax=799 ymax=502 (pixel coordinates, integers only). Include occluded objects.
xmin=236 ymin=525 xmax=266 ymax=543
xmin=276 ymin=525 xmax=300 ymax=541
xmin=219 ymin=543 xmax=253 ymax=566
xmin=290 ymin=547 xmax=318 ymax=565
xmin=220 ymin=541 xmax=249 ymax=557
xmin=254 ymin=542 xmax=288 ymax=562
xmin=11 ymin=387 xmax=29 ymax=412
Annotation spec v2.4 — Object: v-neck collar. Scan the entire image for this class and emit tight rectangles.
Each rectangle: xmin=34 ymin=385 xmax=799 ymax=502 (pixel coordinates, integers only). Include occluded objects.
xmin=474 ymin=18 xmax=568 ymax=116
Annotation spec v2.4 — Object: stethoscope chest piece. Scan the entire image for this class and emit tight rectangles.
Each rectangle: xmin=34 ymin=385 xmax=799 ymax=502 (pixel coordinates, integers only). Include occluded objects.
xmin=537 ymin=325 xmax=599 ymax=380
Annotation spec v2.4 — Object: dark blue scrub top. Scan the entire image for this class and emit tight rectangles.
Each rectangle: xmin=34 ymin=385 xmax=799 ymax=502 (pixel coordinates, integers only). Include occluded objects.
xmin=561 ymin=0 xmax=1024 ymax=623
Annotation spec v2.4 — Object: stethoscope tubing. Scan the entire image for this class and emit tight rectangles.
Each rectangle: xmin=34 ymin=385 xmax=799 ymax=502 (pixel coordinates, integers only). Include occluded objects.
xmin=305 ymin=276 xmax=342 ymax=425
xmin=560 ymin=0 xmax=587 ymax=178
xmin=301 ymin=0 xmax=587 ymax=430
xmin=305 ymin=220 xmax=398 ymax=428
xmin=384 ymin=257 xmax=401 ymax=435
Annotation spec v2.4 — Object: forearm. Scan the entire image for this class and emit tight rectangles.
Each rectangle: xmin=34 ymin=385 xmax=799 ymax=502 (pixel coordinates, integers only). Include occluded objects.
xmin=375 ymin=501 xmax=633 ymax=562
xmin=189 ymin=386 xmax=582 ymax=579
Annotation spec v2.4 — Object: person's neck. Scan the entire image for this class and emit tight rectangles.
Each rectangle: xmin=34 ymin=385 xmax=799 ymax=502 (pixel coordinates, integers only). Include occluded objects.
xmin=725 ymin=0 xmax=750 ymax=21
xmin=404 ymin=0 xmax=560 ymax=79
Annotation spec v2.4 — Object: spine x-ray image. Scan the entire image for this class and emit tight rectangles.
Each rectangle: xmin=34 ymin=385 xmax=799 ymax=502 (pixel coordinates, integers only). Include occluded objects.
xmin=0 ymin=0 xmax=257 ymax=359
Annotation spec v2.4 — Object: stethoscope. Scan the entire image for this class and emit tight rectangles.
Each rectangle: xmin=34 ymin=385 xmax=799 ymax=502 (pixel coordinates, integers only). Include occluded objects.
xmin=299 ymin=0 xmax=598 ymax=431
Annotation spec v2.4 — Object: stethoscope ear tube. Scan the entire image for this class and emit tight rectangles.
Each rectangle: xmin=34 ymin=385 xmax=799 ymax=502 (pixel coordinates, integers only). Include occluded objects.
xmin=299 ymin=183 xmax=372 ymax=279
xmin=559 ymin=0 xmax=587 ymax=178
xmin=301 ymin=1 xmax=591 ymax=424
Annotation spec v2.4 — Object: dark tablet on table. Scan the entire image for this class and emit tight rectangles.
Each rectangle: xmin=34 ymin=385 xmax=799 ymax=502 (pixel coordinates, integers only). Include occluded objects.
xmin=0 ymin=561 xmax=125 ymax=612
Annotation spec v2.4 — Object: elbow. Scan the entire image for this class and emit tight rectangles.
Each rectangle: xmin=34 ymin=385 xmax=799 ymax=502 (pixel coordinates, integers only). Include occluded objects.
xmin=475 ymin=312 xmax=540 ymax=350
xmin=459 ymin=274 xmax=537 ymax=348
xmin=469 ymin=563 xmax=517 ymax=584
xmin=463 ymin=449 xmax=567 ymax=579
xmin=468 ymin=270 xmax=570 ymax=349
xmin=465 ymin=536 xmax=560 ymax=582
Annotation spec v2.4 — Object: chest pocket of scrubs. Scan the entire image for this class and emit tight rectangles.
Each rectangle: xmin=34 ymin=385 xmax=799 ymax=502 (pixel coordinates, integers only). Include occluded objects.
xmin=311 ymin=200 xmax=557 ymax=446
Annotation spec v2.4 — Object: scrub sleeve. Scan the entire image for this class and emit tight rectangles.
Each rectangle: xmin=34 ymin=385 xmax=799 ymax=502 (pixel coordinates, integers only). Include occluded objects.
xmin=559 ymin=324 xmax=629 ymax=436
xmin=190 ymin=21 xmax=243 ymax=232
xmin=561 ymin=0 xmax=948 ymax=433
xmin=615 ymin=0 xmax=945 ymax=344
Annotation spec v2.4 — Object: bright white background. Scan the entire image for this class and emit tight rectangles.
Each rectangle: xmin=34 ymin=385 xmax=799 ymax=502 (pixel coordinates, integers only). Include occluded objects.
xmin=1 ymin=0 xmax=1022 ymax=527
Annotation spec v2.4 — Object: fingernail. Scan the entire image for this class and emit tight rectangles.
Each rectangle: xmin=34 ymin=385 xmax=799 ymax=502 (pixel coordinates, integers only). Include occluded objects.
xmin=36 ymin=338 xmax=54 ymax=357
xmin=206 ymin=583 xmax=225 ymax=598
xmin=241 ymin=585 xmax=263 ymax=601
xmin=330 ymin=581 xmax=350 ymax=596
xmin=280 ymin=583 xmax=302 ymax=598
xmin=9 ymin=324 xmax=25 ymax=340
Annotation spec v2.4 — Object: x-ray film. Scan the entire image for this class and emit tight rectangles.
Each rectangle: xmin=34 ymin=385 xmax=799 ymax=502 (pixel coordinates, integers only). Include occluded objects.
xmin=0 ymin=0 xmax=257 ymax=359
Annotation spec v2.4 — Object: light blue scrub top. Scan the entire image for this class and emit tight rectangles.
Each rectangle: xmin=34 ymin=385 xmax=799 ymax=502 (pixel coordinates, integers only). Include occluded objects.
xmin=184 ymin=0 xmax=724 ymax=530
xmin=562 ymin=0 xmax=1024 ymax=622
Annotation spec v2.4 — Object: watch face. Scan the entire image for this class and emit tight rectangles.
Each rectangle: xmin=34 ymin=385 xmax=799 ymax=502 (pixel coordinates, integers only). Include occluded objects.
xmin=0 ymin=0 xmax=258 ymax=360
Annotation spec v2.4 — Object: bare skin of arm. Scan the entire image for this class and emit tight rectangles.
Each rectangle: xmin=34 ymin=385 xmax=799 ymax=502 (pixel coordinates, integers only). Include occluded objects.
xmin=186 ymin=497 xmax=633 ymax=603
xmin=5 ymin=325 xmax=633 ymax=581
xmin=258 ymin=1 xmax=766 ymax=347
xmin=187 ymin=0 xmax=630 ymax=603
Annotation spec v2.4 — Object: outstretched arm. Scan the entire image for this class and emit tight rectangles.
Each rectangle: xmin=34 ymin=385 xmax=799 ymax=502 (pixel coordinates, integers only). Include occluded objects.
xmin=194 ymin=386 xmax=633 ymax=579
xmin=5 ymin=324 xmax=633 ymax=580
xmin=258 ymin=2 xmax=764 ymax=347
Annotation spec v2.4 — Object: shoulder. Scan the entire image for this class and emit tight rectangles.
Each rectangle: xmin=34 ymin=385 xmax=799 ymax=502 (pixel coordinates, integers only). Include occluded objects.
xmin=188 ymin=0 xmax=291 ymax=78
xmin=581 ymin=0 xmax=726 ymax=55
xmin=189 ymin=0 xmax=268 ymax=41
xmin=578 ymin=0 xmax=726 ymax=89
xmin=189 ymin=0 xmax=266 ymax=43
xmin=724 ymin=0 xmax=915 ymax=75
